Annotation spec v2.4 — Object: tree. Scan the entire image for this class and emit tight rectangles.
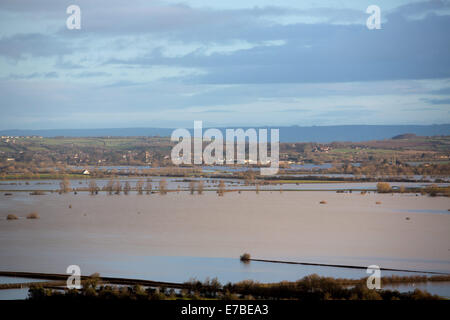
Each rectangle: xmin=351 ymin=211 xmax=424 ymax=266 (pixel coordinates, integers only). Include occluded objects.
xmin=123 ymin=181 xmax=131 ymax=195
xmin=59 ymin=177 xmax=71 ymax=193
xmin=105 ymin=179 xmax=114 ymax=195
xmin=89 ymin=180 xmax=98 ymax=195
xmin=136 ymin=180 xmax=144 ymax=195
xmin=189 ymin=181 xmax=195 ymax=195
xmin=377 ymin=182 xmax=392 ymax=193
xmin=217 ymin=180 xmax=225 ymax=196
xmin=114 ymin=181 xmax=122 ymax=195
xmin=145 ymin=179 xmax=152 ymax=195
xmin=197 ymin=181 xmax=204 ymax=195
xmin=159 ymin=179 xmax=168 ymax=195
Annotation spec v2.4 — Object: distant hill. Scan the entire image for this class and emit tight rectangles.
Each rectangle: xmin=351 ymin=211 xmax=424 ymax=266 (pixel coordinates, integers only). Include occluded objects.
xmin=1 ymin=124 xmax=449 ymax=143
xmin=392 ymin=133 xmax=417 ymax=140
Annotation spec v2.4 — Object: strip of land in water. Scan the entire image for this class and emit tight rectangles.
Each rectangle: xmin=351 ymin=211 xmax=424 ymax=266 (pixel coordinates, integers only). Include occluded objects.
xmin=246 ymin=259 xmax=450 ymax=275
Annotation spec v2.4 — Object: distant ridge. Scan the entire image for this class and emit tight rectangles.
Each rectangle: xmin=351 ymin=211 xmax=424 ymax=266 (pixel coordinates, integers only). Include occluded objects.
xmin=0 ymin=124 xmax=449 ymax=143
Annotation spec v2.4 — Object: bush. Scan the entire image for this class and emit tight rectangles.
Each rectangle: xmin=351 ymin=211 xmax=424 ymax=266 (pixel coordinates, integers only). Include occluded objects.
xmin=26 ymin=212 xmax=39 ymax=219
xmin=7 ymin=214 xmax=18 ymax=220
xmin=319 ymin=200 xmax=327 ymax=204
xmin=377 ymin=182 xmax=392 ymax=193
xmin=240 ymin=253 xmax=251 ymax=263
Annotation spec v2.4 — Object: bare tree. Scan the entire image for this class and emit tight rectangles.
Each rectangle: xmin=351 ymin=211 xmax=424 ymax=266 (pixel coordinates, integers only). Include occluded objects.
xmin=89 ymin=180 xmax=99 ymax=195
xmin=256 ymin=183 xmax=260 ymax=194
xmin=136 ymin=180 xmax=144 ymax=195
xmin=123 ymin=181 xmax=131 ymax=195
xmin=217 ymin=180 xmax=225 ymax=196
xmin=59 ymin=177 xmax=71 ymax=194
xmin=159 ymin=179 xmax=168 ymax=195
xmin=189 ymin=181 xmax=195 ymax=195
xmin=197 ymin=181 xmax=204 ymax=195
xmin=145 ymin=179 xmax=152 ymax=195
xmin=105 ymin=179 xmax=114 ymax=195
xmin=114 ymin=181 xmax=122 ymax=195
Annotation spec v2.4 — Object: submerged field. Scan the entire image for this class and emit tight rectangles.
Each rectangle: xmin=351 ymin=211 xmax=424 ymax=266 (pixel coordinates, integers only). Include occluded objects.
xmin=0 ymin=189 xmax=449 ymax=276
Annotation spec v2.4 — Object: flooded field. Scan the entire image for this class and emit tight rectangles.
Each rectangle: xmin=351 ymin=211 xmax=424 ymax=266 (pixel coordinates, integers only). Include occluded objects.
xmin=0 ymin=177 xmax=448 ymax=192
xmin=1 ymin=186 xmax=449 ymax=299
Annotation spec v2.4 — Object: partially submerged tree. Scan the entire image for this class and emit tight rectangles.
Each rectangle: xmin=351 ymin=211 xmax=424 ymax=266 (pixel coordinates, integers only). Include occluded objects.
xmin=114 ymin=181 xmax=122 ymax=195
xmin=377 ymin=182 xmax=392 ymax=193
xmin=197 ymin=181 xmax=204 ymax=195
xmin=59 ymin=177 xmax=71 ymax=193
xmin=136 ymin=180 xmax=144 ymax=195
xmin=217 ymin=180 xmax=225 ymax=196
xmin=145 ymin=179 xmax=152 ymax=195
xmin=240 ymin=253 xmax=251 ymax=263
xmin=89 ymin=180 xmax=99 ymax=195
xmin=189 ymin=181 xmax=195 ymax=195
xmin=159 ymin=179 xmax=168 ymax=195
xmin=123 ymin=181 xmax=131 ymax=195
xmin=105 ymin=180 xmax=114 ymax=195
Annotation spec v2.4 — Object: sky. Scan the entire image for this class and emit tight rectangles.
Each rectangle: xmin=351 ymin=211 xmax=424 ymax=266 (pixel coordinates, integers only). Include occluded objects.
xmin=0 ymin=0 xmax=449 ymax=129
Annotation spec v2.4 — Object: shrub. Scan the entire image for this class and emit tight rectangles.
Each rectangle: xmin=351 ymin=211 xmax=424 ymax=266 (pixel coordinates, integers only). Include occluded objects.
xmin=319 ymin=200 xmax=327 ymax=204
xmin=26 ymin=212 xmax=39 ymax=219
xmin=240 ymin=253 xmax=251 ymax=263
xmin=7 ymin=214 xmax=18 ymax=220
xmin=377 ymin=182 xmax=392 ymax=193
xmin=376 ymin=201 xmax=382 ymax=204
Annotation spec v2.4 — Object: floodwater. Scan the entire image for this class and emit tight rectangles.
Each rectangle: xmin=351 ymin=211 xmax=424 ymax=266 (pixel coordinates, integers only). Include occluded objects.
xmin=0 ymin=188 xmax=449 ymax=299
xmin=0 ymin=276 xmax=47 ymax=284
xmin=68 ymin=164 xmax=335 ymax=172
xmin=383 ymin=281 xmax=450 ymax=299
xmin=0 ymin=178 xmax=448 ymax=192
xmin=0 ymin=288 xmax=29 ymax=300
xmin=1 ymin=260 xmax=448 ymax=300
